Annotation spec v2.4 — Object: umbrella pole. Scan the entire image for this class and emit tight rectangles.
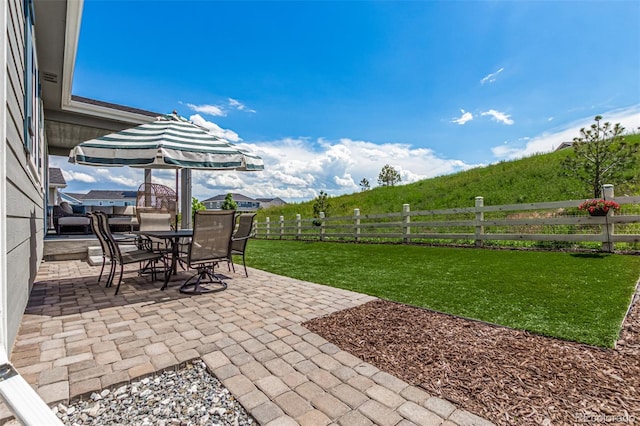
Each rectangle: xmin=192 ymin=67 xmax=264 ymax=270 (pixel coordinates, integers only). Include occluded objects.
xmin=175 ymin=169 xmax=179 ymax=229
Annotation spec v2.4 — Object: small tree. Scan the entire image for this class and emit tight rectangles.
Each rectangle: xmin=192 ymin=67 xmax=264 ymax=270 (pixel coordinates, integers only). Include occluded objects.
xmin=312 ymin=190 xmax=330 ymax=225
xmin=562 ymin=115 xmax=638 ymax=198
xmin=192 ymin=197 xmax=206 ymax=214
xmin=377 ymin=164 xmax=402 ymax=187
xmin=359 ymin=178 xmax=370 ymax=191
xmin=221 ymin=193 xmax=238 ymax=210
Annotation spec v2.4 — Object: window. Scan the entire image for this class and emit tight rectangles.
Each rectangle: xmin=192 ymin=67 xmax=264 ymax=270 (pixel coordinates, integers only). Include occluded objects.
xmin=23 ymin=0 xmax=43 ymax=173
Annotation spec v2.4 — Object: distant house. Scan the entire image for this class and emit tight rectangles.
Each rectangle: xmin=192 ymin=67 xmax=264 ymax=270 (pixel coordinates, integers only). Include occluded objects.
xmin=63 ymin=190 xmax=138 ymax=207
xmin=48 ymin=168 xmax=67 ymax=206
xmin=203 ymin=193 xmax=261 ymax=212
xmin=256 ymin=197 xmax=287 ymax=209
xmin=555 ymin=141 xmax=574 ymax=151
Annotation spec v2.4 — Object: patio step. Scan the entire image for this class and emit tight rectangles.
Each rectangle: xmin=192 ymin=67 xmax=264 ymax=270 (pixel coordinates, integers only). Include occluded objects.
xmin=87 ymin=245 xmax=139 ymax=266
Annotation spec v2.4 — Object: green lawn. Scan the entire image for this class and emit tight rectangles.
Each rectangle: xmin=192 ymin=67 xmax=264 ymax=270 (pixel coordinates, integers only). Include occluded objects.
xmin=243 ymin=240 xmax=640 ymax=347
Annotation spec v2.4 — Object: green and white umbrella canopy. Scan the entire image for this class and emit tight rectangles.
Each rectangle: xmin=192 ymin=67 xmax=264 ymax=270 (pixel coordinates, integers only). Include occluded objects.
xmin=69 ymin=112 xmax=264 ymax=171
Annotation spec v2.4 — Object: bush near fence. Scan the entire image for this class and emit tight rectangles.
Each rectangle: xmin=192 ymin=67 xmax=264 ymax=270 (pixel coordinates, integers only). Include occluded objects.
xmin=255 ymin=185 xmax=640 ymax=252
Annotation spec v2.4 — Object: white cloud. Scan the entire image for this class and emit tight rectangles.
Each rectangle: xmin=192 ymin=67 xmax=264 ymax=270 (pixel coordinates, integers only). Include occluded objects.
xmin=185 ymin=103 xmax=226 ymax=117
xmin=451 ymin=109 xmax=474 ymax=125
xmin=491 ymin=105 xmax=640 ymax=160
xmin=51 ymin=136 xmax=481 ymax=204
xmin=481 ymin=109 xmax=514 ymax=125
xmin=480 ymin=67 xmax=504 ymax=85
xmin=228 ymin=98 xmax=256 ymax=113
xmin=108 ymin=176 xmax=139 ymax=187
xmin=62 ymin=169 xmax=96 ymax=183
xmin=189 ymin=114 xmax=241 ymax=142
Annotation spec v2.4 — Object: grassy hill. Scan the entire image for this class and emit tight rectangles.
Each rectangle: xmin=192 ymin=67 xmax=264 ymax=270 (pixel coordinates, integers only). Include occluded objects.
xmin=256 ymin=134 xmax=640 ymax=221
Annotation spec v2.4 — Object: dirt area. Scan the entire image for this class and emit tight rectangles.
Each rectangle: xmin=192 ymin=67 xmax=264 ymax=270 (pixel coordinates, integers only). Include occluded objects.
xmin=304 ymin=294 xmax=640 ymax=425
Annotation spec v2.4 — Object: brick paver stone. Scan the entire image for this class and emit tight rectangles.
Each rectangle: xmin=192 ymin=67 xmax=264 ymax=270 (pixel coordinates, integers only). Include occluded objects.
xmin=274 ymin=391 xmax=314 ymax=418
xmin=295 ymin=381 xmax=326 ymax=401
xmin=338 ymin=410 xmax=374 ymax=426
xmin=372 ymin=371 xmax=409 ymax=394
xmin=400 ymin=386 xmax=431 ymax=405
xmin=397 ymin=401 xmax=444 ymax=426
xmin=307 ymin=369 xmax=341 ymax=390
xmin=448 ymin=409 xmax=496 ymax=426
xmin=251 ymin=401 xmax=285 ymax=425
xmin=69 ymin=377 xmax=101 ymax=399
xmin=37 ymin=381 xmax=69 ymax=405
xmin=366 ymin=384 xmax=406 ymax=409
xmin=295 ymin=409 xmax=332 ymax=426
xmin=237 ymin=389 xmax=270 ymax=410
xmin=256 ymin=375 xmax=289 ymax=399
xmin=330 ymin=383 xmax=369 ymax=409
xmin=311 ymin=392 xmax=350 ymax=419
xmin=265 ymin=415 xmax=299 ymax=426
xmin=222 ymin=374 xmax=258 ymax=399
xmin=424 ymin=396 xmax=457 ymax=419
xmin=201 ymin=351 xmax=230 ymax=370
xmin=358 ymin=400 xmax=403 ymax=426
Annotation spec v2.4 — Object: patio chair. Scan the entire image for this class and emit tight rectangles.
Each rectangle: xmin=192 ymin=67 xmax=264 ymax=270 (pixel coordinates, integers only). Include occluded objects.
xmin=180 ymin=210 xmax=235 ymax=295
xmin=93 ymin=211 xmax=167 ymax=295
xmin=90 ymin=212 xmax=140 ymax=286
xmin=89 ymin=212 xmax=111 ymax=285
xmin=228 ymin=213 xmax=256 ymax=277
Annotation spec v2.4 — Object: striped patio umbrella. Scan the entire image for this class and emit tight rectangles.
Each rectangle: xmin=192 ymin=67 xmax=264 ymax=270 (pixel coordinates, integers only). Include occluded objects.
xmin=69 ymin=111 xmax=263 ymax=227
xmin=69 ymin=111 xmax=263 ymax=171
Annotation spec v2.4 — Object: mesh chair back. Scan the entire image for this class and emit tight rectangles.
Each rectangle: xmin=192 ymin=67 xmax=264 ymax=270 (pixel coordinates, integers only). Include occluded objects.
xmin=231 ymin=214 xmax=256 ymax=253
xmin=188 ymin=211 xmax=235 ymax=265
xmin=94 ymin=211 xmax=122 ymax=262
xmin=89 ymin=212 xmax=110 ymax=256
xmin=138 ymin=212 xmax=172 ymax=231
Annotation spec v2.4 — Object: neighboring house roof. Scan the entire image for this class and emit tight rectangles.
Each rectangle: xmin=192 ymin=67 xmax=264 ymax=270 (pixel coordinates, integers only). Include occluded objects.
xmin=203 ymin=193 xmax=258 ymax=203
xmin=256 ymin=197 xmax=287 ymax=204
xmin=555 ymin=141 xmax=574 ymax=151
xmin=62 ymin=190 xmax=138 ymax=201
xmin=48 ymin=168 xmax=67 ymax=187
xmin=59 ymin=193 xmax=84 ymax=204
xmin=83 ymin=190 xmax=138 ymax=200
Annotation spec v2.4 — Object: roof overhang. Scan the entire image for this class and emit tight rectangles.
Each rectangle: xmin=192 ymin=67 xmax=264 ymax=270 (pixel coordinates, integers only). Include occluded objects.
xmin=34 ymin=0 xmax=157 ymax=156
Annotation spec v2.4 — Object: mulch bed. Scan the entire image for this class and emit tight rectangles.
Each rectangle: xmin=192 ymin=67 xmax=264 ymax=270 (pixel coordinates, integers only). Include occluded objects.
xmin=303 ymin=294 xmax=640 ymax=425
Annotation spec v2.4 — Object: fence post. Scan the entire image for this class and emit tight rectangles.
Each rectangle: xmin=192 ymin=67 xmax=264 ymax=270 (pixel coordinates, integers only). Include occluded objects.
xmin=279 ymin=216 xmax=284 ymax=240
xmin=320 ymin=212 xmax=325 ymax=241
xmin=296 ymin=214 xmax=301 ymax=240
xmin=354 ymin=208 xmax=360 ymax=243
xmin=475 ymin=197 xmax=484 ymax=247
xmin=602 ymin=184 xmax=615 ymax=252
xmin=402 ymin=204 xmax=411 ymax=243
xmin=266 ymin=217 xmax=270 ymax=239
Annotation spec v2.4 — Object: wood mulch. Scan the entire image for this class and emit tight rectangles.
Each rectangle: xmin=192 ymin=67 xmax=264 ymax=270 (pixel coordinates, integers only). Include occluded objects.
xmin=303 ymin=293 xmax=640 ymax=425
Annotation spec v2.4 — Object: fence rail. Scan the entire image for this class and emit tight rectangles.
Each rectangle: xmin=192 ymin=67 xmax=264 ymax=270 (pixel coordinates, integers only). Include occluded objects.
xmin=254 ymin=185 xmax=640 ymax=252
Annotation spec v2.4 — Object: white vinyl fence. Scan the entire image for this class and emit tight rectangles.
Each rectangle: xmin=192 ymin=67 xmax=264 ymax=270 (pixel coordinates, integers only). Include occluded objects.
xmin=254 ymin=185 xmax=640 ymax=252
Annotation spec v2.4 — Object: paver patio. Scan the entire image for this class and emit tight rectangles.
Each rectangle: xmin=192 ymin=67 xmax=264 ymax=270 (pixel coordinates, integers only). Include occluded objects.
xmin=4 ymin=259 xmax=494 ymax=425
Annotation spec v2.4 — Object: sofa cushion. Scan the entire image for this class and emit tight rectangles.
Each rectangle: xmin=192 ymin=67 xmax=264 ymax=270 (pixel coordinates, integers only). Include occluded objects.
xmin=60 ymin=201 xmax=74 ymax=215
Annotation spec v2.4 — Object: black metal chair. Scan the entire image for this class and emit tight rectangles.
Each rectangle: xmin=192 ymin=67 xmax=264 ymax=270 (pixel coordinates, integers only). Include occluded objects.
xmin=228 ymin=213 xmax=256 ymax=277
xmin=93 ymin=211 xmax=167 ymax=295
xmin=89 ymin=212 xmax=111 ymax=285
xmin=180 ymin=210 xmax=235 ymax=295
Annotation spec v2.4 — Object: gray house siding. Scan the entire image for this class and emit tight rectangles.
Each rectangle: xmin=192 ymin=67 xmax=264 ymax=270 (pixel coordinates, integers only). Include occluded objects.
xmin=3 ymin=0 xmax=46 ymax=350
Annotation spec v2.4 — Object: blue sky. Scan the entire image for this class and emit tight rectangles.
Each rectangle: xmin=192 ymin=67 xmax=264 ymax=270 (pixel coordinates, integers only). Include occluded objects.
xmin=51 ymin=0 xmax=640 ymax=203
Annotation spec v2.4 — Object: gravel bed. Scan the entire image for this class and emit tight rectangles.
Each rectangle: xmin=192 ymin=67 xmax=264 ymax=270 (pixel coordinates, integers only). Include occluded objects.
xmin=56 ymin=360 xmax=256 ymax=426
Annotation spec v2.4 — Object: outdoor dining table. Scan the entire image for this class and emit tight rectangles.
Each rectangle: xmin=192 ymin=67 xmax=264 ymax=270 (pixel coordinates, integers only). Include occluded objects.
xmin=135 ymin=229 xmax=193 ymax=290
